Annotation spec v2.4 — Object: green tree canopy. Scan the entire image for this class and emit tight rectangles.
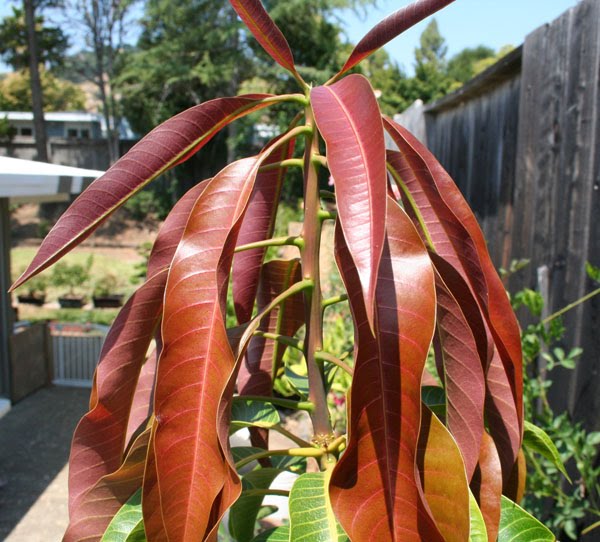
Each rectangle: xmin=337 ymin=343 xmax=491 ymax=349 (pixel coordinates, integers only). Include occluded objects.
xmin=0 ymin=67 xmax=86 ymax=111
xmin=0 ymin=6 xmax=68 ymax=70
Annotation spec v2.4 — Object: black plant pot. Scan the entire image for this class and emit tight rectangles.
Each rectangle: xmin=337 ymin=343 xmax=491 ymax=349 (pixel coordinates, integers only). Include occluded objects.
xmin=58 ymin=296 xmax=85 ymax=309
xmin=17 ymin=294 xmax=46 ymax=306
xmin=92 ymin=294 xmax=124 ymax=308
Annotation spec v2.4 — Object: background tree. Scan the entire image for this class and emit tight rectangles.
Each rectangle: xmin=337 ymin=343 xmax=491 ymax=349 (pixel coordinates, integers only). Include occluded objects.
xmin=0 ymin=67 xmax=86 ymax=111
xmin=0 ymin=2 xmax=68 ymax=161
xmin=66 ymin=0 xmax=136 ymax=164
xmin=446 ymin=44 xmax=495 ymax=85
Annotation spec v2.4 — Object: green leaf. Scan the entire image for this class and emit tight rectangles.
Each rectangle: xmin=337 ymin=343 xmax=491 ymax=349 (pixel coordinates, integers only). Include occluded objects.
xmin=498 ymin=496 xmax=555 ymax=542
xmin=101 ymin=488 xmax=145 ymax=542
xmin=289 ymin=470 xmax=349 ymax=541
xmin=422 ymin=385 xmax=446 ymax=418
xmin=230 ymin=398 xmax=281 ymax=432
xmin=523 ymin=420 xmax=571 ymax=481
xmin=284 ymin=366 xmax=309 ymax=399
xmin=251 ymin=525 xmax=290 ymax=542
xmin=229 ymin=468 xmax=282 ymax=542
xmin=469 ymin=489 xmax=488 ymax=542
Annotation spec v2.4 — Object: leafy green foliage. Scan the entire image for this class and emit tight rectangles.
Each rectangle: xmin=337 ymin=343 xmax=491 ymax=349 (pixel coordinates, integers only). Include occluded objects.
xmin=498 ymin=496 xmax=555 ymax=542
xmin=101 ymin=489 xmax=144 ymax=542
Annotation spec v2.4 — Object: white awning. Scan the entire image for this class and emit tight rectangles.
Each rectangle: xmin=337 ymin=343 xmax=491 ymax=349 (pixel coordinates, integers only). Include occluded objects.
xmin=0 ymin=156 xmax=103 ymax=202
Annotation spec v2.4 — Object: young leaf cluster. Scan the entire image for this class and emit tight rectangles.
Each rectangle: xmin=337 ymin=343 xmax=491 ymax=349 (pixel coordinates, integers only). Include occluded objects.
xmin=11 ymin=1 xmax=554 ymax=540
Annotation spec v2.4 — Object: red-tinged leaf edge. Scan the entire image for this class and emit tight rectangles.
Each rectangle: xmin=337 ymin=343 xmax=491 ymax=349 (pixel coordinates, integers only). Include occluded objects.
xmin=233 ymin=136 xmax=295 ymax=323
xmin=330 ymin=200 xmax=444 ymax=541
xmin=64 ymin=428 xmax=150 ymax=542
xmin=68 ymin=271 xmax=167 ymax=516
xmin=335 ymin=0 xmax=455 ymax=79
xmin=417 ymin=406 xmax=471 ymax=542
xmin=11 ymin=94 xmax=283 ymax=291
xmin=471 ymin=432 xmax=503 ymax=542
xmin=311 ymin=74 xmax=387 ymax=332
xmin=230 ymin=0 xmax=299 ymax=80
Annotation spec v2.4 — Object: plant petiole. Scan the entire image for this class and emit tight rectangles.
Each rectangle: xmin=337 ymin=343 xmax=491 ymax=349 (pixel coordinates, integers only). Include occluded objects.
xmin=234 ymin=235 xmax=304 ymax=253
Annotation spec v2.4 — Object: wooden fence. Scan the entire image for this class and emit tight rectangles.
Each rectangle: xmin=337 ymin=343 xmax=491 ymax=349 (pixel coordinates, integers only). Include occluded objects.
xmin=395 ymin=0 xmax=600 ymax=430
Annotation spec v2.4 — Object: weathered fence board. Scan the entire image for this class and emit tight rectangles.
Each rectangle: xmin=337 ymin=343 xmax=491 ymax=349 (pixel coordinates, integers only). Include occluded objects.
xmin=395 ymin=0 xmax=600 ymax=430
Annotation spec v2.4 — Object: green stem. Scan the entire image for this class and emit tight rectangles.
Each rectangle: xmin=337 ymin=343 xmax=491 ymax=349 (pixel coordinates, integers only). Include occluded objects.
xmin=318 ymin=209 xmax=337 ymax=221
xmin=312 ymin=154 xmax=327 ymax=168
xmin=235 ymin=447 xmax=323 ymax=470
xmin=259 ymin=158 xmax=304 ymax=173
xmin=322 ymin=294 xmax=348 ymax=309
xmin=541 ymin=287 xmax=600 ymax=325
xmin=315 ymin=351 xmax=354 ymax=376
xmin=319 ymin=190 xmax=336 ymax=200
xmin=301 ymin=103 xmax=332 ymax=438
xmin=234 ymin=236 xmax=303 ymax=253
xmin=233 ymin=394 xmax=314 ymax=412
xmin=254 ymin=331 xmax=303 ymax=351
xmin=387 ymin=162 xmax=435 ymax=251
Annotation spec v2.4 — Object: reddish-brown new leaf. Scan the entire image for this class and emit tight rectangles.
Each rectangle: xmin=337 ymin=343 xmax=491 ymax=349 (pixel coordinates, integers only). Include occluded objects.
xmin=64 ymin=429 xmax=150 ymax=542
xmin=11 ymin=95 xmax=276 ymax=290
xmin=142 ymin=428 xmax=168 ymax=542
xmin=385 ymin=119 xmax=523 ymax=451
xmin=417 ymin=406 xmax=470 ymax=542
xmin=229 ymin=0 xmax=298 ymax=77
xmin=153 ymin=157 xmax=264 ymax=541
xmin=147 ymin=179 xmax=211 ymax=279
xmin=312 ymin=74 xmax=387 ymax=330
xmin=433 ymin=268 xmax=485 ymax=480
xmin=233 ymin=138 xmax=295 ymax=323
xmin=67 ymin=271 xmax=166 ymax=518
xmin=471 ymin=432 xmax=503 ymax=542
xmin=330 ymin=199 xmax=443 ymax=541
xmin=336 ymin=0 xmax=455 ymax=78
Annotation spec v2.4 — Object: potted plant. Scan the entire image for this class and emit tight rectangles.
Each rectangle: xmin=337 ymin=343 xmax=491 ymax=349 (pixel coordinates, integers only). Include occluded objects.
xmin=92 ymin=273 xmax=124 ymax=308
xmin=11 ymin=1 xmax=563 ymax=540
xmin=15 ymin=273 xmax=47 ymax=306
xmin=51 ymin=257 xmax=92 ymax=309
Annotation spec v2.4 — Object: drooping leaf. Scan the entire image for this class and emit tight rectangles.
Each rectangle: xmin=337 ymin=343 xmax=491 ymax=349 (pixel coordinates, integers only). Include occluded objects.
xmin=312 ymin=74 xmax=386 ymax=330
xmin=433 ymin=267 xmax=486 ymax=480
xmin=12 ymin=95 xmax=279 ymax=289
xmin=229 ymin=0 xmax=299 ymax=77
xmin=497 ymin=496 xmax=555 ymax=542
xmin=101 ymin=488 xmax=144 ymax=542
xmin=251 ymin=526 xmax=290 ymax=542
xmin=330 ymin=200 xmax=443 ymax=541
xmin=64 ymin=429 xmax=150 ymax=542
xmin=385 ymin=119 xmax=523 ymax=434
xmin=230 ymin=398 xmax=281 ymax=432
xmin=485 ymin=350 xmax=521 ymax=486
xmin=237 ymin=258 xmax=304 ymax=450
xmin=124 ymin=348 xmax=157 ymax=451
xmin=289 ymin=470 xmax=348 ymax=541
xmin=228 ymin=468 xmax=283 ymax=542
xmin=471 ymin=432 xmax=502 ymax=542
xmin=505 ymin=449 xmax=527 ymax=504
xmin=469 ymin=489 xmax=488 ymax=542
xmin=336 ymin=0 xmax=455 ymax=78
xmin=523 ymin=420 xmax=570 ymax=481
xmin=68 ymin=271 xmax=166 ymax=519
xmin=146 ymin=179 xmax=211 ymax=279
xmin=152 ymin=157 xmax=262 ymax=541
xmin=233 ymin=137 xmax=295 ymax=323
xmin=385 ymin=122 xmax=523 ymax=477
xmin=417 ymin=406 xmax=471 ymax=542
xmin=141 ymin=429 xmax=168 ymax=542
xmin=238 ymin=259 xmax=304 ymax=398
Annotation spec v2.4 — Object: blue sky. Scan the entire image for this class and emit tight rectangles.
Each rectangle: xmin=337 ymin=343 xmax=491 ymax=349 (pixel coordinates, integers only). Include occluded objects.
xmin=340 ymin=0 xmax=578 ymax=73
xmin=0 ymin=0 xmax=580 ymax=74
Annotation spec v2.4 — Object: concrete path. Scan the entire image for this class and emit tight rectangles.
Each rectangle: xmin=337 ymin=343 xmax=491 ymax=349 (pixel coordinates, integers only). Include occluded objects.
xmin=0 ymin=386 xmax=89 ymax=541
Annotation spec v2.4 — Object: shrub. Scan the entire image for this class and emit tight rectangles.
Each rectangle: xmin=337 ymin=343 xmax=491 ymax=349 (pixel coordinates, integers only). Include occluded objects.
xmin=12 ymin=1 xmax=559 ymax=540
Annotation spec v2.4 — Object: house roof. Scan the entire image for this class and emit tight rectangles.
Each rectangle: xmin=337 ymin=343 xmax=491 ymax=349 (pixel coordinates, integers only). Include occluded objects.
xmin=0 ymin=111 xmax=102 ymax=123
